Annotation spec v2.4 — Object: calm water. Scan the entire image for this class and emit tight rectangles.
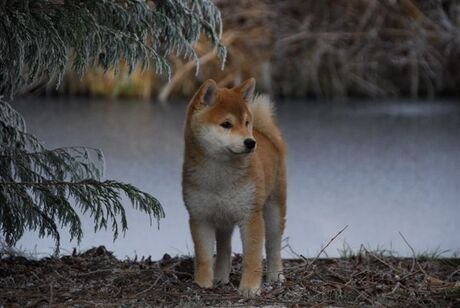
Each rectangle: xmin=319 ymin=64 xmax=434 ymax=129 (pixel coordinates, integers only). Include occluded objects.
xmin=11 ymin=98 xmax=460 ymax=259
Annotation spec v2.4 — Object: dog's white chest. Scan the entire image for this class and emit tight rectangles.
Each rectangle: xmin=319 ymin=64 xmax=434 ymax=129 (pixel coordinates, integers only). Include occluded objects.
xmin=184 ymin=161 xmax=255 ymax=225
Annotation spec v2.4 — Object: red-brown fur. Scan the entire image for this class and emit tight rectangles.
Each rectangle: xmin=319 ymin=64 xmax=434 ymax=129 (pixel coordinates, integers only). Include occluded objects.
xmin=182 ymin=78 xmax=287 ymax=297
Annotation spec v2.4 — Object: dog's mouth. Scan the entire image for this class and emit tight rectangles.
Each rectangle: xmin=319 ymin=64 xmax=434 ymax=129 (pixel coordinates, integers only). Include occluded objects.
xmin=228 ymin=148 xmax=254 ymax=155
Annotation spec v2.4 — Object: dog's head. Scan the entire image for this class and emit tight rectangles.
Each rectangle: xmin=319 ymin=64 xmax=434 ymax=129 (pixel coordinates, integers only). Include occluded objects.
xmin=187 ymin=78 xmax=257 ymax=159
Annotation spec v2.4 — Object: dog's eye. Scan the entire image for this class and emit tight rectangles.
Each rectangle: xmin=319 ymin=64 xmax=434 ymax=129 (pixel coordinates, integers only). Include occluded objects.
xmin=220 ymin=121 xmax=232 ymax=129
xmin=245 ymin=121 xmax=249 ymax=127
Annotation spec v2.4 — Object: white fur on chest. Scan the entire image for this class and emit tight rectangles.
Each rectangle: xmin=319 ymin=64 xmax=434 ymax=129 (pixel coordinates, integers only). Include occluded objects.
xmin=184 ymin=160 xmax=255 ymax=226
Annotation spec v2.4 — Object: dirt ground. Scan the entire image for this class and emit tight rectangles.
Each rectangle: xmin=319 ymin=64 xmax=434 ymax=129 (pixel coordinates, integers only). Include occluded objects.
xmin=1 ymin=246 xmax=459 ymax=307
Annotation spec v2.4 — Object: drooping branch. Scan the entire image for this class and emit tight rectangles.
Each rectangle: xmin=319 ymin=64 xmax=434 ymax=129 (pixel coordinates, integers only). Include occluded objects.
xmin=0 ymin=0 xmax=226 ymax=98
xmin=0 ymin=99 xmax=163 ymax=254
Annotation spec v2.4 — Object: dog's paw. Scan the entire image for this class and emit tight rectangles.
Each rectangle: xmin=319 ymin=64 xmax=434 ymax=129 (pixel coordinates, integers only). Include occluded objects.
xmin=194 ymin=278 xmax=213 ymax=289
xmin=266 ymin=272 xmax=285 ymax=283
xmin=238 ymin=284 xmax=261 ymax=298
xmin=214 ymin=269 xmax=230 ymax=285
xmin=213 ymin=276 xmax=230 ymax=285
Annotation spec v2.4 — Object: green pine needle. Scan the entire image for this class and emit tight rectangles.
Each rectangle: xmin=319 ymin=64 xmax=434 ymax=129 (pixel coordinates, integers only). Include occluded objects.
xmin=0 ymin=99 xmax=164 ymax=255
xmin=0 ymin=0 xmax=226 ymax=98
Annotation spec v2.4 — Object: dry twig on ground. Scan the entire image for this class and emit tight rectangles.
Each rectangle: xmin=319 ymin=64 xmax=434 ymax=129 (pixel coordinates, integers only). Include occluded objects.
xmin=1 ymin=245 xmax=459 ymax=307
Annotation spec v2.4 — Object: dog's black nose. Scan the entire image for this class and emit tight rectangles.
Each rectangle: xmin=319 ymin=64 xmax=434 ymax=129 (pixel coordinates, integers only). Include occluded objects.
xmin=244 ymin=138 xmax=256 ymax=150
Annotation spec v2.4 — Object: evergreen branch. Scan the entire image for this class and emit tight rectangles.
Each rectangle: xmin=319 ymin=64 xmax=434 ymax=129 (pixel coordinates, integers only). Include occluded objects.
xmin=0 ymin=99 xmax=26 ymax=131
xmin=0 ymin=120 xmax=45 ymax=152
xmin=0 ymin=179 xmax=163 ymax=254
xmin=0 ymin=0 xmax=226 ymax=98
xmin=0 ymin=184 xmax=61 ymax=254
xmin=0 ymin=147 xmax=104 ymax=182
xmin=0 ymin=98 xmax=164 ymax=254
xmin=0 ymin=0 xmax=218 ymax=255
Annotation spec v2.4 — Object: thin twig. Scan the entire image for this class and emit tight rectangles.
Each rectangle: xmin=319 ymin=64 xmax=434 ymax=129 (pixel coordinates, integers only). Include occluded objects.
xmin=399 ymin=231 xmax=428 ymax=277
xmin=49 ymin=283 xmax=53 ymax=306
xmin=307 ymin=225 xmax=349 ymax=270
xmin=398 ymin=231 xmax=417 ymax=273
xmin=134 ymin=275 xmax=163 ymax=297
xmin=362 ymin=246 xmax=398 ymax=272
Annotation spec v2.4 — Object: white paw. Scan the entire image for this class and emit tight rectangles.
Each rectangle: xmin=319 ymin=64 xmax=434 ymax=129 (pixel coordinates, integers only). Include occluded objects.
xmin=214 ymin=275 xmax=230 ymax=285
xmin=267 ymin=272 xmax=285 ymax=283
xmin=238 ymin=284 xmax=261 ymax=298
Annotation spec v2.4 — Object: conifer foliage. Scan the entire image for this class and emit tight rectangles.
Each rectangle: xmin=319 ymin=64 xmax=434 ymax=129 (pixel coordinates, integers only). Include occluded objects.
xmin=0 ymin=0 xmax=225 ymax=98
xmin=0 ymin=0 xmax=225 ymax=253
xmin=0 ymin=99 xmax=165 ymax=254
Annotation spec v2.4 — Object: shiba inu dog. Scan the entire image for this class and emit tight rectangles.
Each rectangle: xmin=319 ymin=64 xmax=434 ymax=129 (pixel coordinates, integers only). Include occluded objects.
xmin=182 ymin=78 xmax=287 ymax=298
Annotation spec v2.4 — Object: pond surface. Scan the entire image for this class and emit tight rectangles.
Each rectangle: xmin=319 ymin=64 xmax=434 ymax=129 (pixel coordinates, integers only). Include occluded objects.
xmin=11 ymin=98 xmax=460 ymax=259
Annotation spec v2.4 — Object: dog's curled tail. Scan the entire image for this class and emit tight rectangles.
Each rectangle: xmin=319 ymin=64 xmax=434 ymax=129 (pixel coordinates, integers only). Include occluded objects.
xmin=250 ymin=94 xmax=285 ymax=151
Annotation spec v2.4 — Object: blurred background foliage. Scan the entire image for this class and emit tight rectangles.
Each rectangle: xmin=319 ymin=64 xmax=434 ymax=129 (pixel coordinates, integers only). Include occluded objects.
xmin=48 ymin=0 xmax=460 ymax=100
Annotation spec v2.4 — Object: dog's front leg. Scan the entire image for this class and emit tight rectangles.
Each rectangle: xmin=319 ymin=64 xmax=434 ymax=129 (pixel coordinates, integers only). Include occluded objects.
xmin=239 ymin=211 xmax=264 ymax=298
xmin=190 ymin=219 xmax=215 ymax=288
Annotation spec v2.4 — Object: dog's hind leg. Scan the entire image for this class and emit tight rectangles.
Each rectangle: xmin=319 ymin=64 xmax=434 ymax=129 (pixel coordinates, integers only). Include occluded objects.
xmin=264 ymin=173 xmax=286 ymax=282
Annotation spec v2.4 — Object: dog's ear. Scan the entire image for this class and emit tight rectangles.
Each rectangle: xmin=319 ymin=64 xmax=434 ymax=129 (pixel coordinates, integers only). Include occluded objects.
xmin=235 ymin=78 xmax=256 ymax=101
xmin=196 ymin=79 xmax=217 ymax=107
